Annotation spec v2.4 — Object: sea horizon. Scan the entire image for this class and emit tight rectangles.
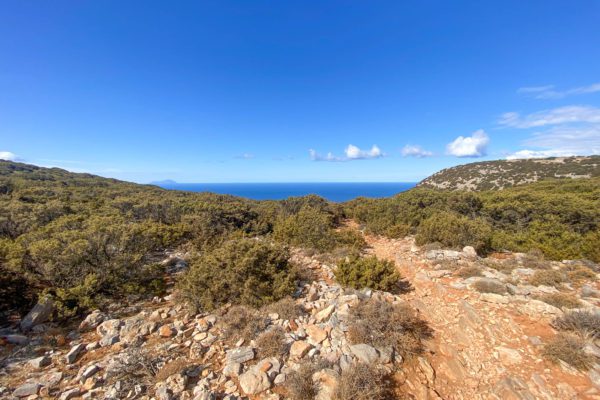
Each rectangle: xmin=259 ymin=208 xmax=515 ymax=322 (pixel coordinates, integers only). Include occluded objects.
xmin=154 ymin=182 xmax=417 ymax=202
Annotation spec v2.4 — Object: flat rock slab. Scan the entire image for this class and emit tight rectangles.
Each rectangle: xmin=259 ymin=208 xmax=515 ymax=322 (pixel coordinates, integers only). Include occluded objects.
xmin=66 ymin=343 xmax=86 ymax=364
xmin=226 ymin=346 xmax=255 ymax=364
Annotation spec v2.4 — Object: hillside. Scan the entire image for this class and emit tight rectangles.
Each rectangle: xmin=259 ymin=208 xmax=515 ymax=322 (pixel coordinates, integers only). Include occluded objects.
xmin=1 ymin=160 xmax=599 ymax=399
xmin=418 ymin=155 xmax=600 ymax=191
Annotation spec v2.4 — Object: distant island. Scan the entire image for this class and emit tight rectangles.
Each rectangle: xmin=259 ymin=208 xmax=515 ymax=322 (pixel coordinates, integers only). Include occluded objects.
xmin=149 ymin=179 xmax=178 ymax=185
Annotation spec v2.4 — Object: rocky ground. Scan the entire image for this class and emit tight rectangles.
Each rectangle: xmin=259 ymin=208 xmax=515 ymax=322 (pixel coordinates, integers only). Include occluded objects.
xmin=1 ymin=228 xmax=600 ymax=399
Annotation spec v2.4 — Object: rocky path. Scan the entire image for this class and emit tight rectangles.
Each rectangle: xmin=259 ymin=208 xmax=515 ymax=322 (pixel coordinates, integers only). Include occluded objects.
xmin=365 ymin=233 xmax=598 ymax=399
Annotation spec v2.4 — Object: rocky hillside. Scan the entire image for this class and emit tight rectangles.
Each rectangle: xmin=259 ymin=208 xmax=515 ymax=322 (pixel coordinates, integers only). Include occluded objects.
xmin=418 ymin=155 xmax=600 ymax=191
xmin=2 ymin=229 xmax=600 ymax=399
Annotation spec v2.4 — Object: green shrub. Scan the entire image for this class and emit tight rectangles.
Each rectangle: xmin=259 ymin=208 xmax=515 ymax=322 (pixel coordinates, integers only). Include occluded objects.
xmin=335 ymin=256 xmax=401 ymax=292
xmin=273 ymin=205 xmax=337 ymax=251
xmin=415 ymin=212 xmax=492 ymax=254
xmin=177 ymin=238 xmax=298 ymax=311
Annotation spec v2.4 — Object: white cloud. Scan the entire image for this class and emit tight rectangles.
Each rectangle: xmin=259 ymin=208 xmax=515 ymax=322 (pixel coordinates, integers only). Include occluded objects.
xmin=446 ymin=130 xmax=489 ymax=158
xmin=518 ymin=83 xmax=600 ymax=99
xmin=499 ymin=106 xmax=600 ymax=128
xmin=505 ymin=149 xmax=581 ymax=160
xmin=0 ymin=151 xmax=18 ymax=161
xmin=401 ymin=145 xmax=433 ymax=158
xmin=310 ymin=144 xmax=384 ymax=162
xmin=345 ymin=144 xmax=382 ymax=159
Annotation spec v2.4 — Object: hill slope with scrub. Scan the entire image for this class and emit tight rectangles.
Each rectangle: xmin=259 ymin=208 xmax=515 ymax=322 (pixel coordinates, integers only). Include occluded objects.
xmin=418 ymin=155 xmax=600 ymax=191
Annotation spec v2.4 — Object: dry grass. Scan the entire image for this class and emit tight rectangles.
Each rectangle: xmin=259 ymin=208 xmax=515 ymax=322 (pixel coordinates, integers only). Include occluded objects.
xmin=542 ymin=333 xmax=593 ymax=370
xmin=553 ymin=310 xmax=600 ymax=339
xmin=263 ymin=296 xmax=303 ymax=321
xmin=565 ymin=264 xmax=597 ymax=286
xmin=523 ymin=249 xmax=551 ymax=270
xmin=482 ymin=258 xmax=518 ymax=274
xmin=529 ymin=269 xmax=566 ymax=288
xmin=285 ymin=362 xmax=320 ymax=400
xmin=455 ymin=265 xmax=482 ymax=278
xmin=220 ymin=305 xmax=269 ymax=342
xmin=536 ymin=293 xmax=581 ymax=309
xmin=333 ymin=363 xmax=392 ymax=400
xmin=472 ymin=279 xmax=507 ymax=294
xmin=154 ymin=358 xmax=190 ymax=382
xmin=346 ymin=299 xmax=432 ymax=359
xmin=256 ymin=326 xmax=289 ymax=358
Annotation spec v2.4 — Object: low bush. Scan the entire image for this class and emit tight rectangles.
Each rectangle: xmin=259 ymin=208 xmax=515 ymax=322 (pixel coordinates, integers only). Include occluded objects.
xmin=472 ymin=279 xmax=507 ymax=294
xmin=455 ymin=265 xmax=482 ymax=278
xmin=285 ymin=362 xmax=320 ymax=400
xmin=333 ymin=362 xmax=392 ymax=400
xmin=542 ymin=333 xmax=593 ymax=370
xmin=384 ymin=223 xmax=411 ymax=239
xmin=553 ymin=311 xmax=600 ymax=339
xmin=335 ymin=256 xmax=401 ymax=292
xmin=565 ymin=264 xmax=597 ymax=286
xmin=346 ymin=299 xmax=432 ymax=359
xmin=256 ymin=326 xmax=288 ymax=358
xmin=273 ymin=206 xmax=338 ymax=251
xmin=220 ymin=305 xmax=270 ymax=342
xmin=529 ymin=269 xmax=566 ymax=288
xmin=415 ymin=212 xmax=492 ymax=254
xmin=537 ymin=293 xmax=581 ymax=309
xmin=177 ymin=238 xmax=298 ymax=311
xmin=263 ymin=297 xmax=303 ymax=321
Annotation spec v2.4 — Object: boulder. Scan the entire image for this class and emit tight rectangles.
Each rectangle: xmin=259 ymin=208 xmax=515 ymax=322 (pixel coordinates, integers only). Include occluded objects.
xmin=349 ymin=344 xmax=379 ymax=364
xmin=315 ymin=305 xmax=335 ymax=322
xmin=306 ymin=325 xmax=328 ymax=344
xmin=13 ymin=383 xmax=41 ymax=397
xmin=223 ymin=362 xmax=242 ymax=378
xmin=96 ymin=319 xmax=122 ymax=337
xmin=462 ymin=246 xmax=478 ymax=259
xmin=59 ymin=388 xmax=81 ymax=400
xmin=65 ymin=343 xmax=86 ymax=364
xmin=100 ymin=334 xmax=120 ymax=347
xmin=4 ymin=334 xmax=29 ymax=345
xmin=29 ymin=356 xmax=51 ymax=369
xmin=20 ymin=299 xmax=54 ymax=331
xmin=239 ymin=368 xmax=271 ymax=395
xmin=79 ymin=310 xmax=107 ymax=331
xmin=290 ymin=341 xmax=313 ymax=359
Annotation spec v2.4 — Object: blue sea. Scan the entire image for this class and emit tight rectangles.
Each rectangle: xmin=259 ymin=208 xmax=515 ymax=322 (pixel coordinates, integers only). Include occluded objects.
xmin=157 ymin=182 xmax=416 ymax=202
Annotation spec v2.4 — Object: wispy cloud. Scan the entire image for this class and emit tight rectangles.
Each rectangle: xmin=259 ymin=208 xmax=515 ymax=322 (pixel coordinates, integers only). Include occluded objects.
xmin=0 ymin=151 xmax=19 ymax=161
xmin=501 ymin=103 xmax=600 ymax=159
xmin=499 ymin=106 xmax=600 ymax=128
xmin=518 ymin=83 xmax=600 ymax=99
xmin=446 ymin=130 xmax=489 ymax=158
xmin=309 ymin=144 xmax=384 ymax=162
xmin=400 ymin=145 xmax=433 ymax=158
xmin=234 ymin=153 xmax=255 ymax=160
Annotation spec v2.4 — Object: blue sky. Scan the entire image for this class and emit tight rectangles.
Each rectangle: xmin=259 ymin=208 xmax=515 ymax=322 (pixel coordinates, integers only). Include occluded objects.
xmin=1 ymin=1 xmax=599 ymax=183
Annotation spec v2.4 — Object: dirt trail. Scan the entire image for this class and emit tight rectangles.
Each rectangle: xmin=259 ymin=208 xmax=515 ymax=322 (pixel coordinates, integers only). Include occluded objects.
xmin=364 ymin=233 xmax=597 ymax=400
